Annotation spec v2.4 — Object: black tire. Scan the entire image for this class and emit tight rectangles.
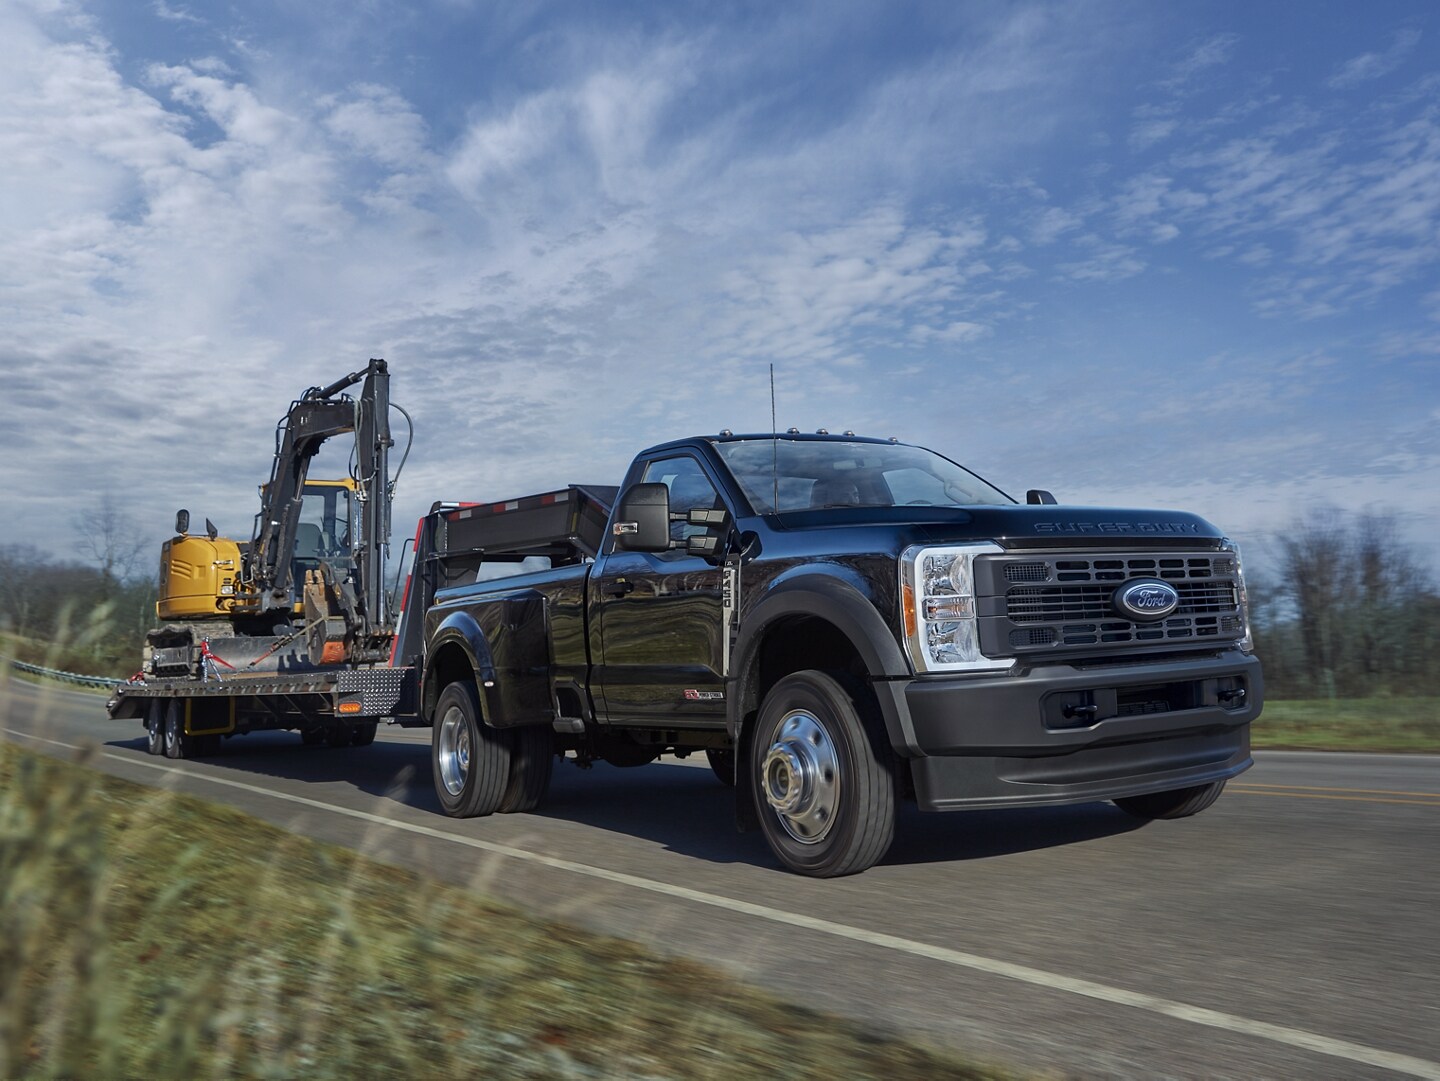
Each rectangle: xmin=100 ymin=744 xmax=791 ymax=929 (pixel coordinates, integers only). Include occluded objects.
xmin=432 ymin=681 xmax=513 ymax=818
xmin=350 ymin=722 xmax=378 ymax=747
xmin=705 ymin=748 xmax=736 ymax=787
xmin=750 ymin=670 xmax=898 ymax=877
xmin=145 ymin=700 xmax=164 ymax=755
xmin=498 ymin=725 xmax=555 ymax=813
xmin=325 ymin=725 xmax=354 ymax=748
xmin=1114 ymin=780 xmax=1227 ymax=820
xmin=162 ymin=699 xmax=190 ymax=760
xmin=301 ymin=727 xmax=327 ymax=747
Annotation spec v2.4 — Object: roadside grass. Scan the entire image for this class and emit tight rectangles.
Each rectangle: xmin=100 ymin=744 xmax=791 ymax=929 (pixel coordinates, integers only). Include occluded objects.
xmin=0 ymin=737 xmax=1009 ymax=1081
xmin=1251 ymin=697 xmax=1440 ymax=753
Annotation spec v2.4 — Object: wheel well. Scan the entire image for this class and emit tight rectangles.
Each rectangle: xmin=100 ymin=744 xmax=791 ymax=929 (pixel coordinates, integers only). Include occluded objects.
xmin=424 ymin=642 xmax=476 ymax=722
xmin=750 ymin=615 xmax=867 ymax=718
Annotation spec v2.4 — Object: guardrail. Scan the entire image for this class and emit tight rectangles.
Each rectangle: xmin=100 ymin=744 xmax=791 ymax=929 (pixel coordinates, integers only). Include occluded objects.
xmin=6 ymin=658 xmax=123 ymax=689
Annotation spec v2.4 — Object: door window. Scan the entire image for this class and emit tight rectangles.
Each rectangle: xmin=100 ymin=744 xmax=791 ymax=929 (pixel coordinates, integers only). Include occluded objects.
xmin=641 ymin=456 xmax=722 ymax=544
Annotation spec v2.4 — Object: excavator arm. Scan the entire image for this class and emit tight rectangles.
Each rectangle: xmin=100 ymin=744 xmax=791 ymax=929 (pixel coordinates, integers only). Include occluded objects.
xmin=238 ymin=359 xmax=392 ymax=634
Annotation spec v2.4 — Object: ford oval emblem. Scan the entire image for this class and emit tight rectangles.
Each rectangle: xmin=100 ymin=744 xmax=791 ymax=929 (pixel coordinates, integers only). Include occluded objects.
xmin=1114 ymin=578 xmax=1180 ymax=622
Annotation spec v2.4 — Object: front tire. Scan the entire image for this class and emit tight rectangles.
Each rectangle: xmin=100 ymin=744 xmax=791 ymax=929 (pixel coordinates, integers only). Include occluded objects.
xmin=432 ymin=681 xmax=513 ymax=818
xmin=750 ymin=670 xmax=898 ymax=877
xmin=1114 ymin=780 xmax=1226 ymax=820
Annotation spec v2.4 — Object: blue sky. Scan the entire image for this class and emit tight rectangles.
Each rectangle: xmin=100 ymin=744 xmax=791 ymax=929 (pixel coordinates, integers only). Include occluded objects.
xmin=1 ymin=0 xmax=1437 ymax=575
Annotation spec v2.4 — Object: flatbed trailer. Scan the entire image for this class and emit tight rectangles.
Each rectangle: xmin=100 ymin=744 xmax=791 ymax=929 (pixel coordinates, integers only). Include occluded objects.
xmin=106 ymin=484 xmax=615 ymax=757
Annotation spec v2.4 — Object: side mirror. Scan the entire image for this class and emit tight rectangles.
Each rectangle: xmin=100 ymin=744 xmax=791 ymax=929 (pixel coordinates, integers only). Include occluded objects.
xmin=1026 ymin=490 xmax=1057 ymax=505
xmin=613 ymin=483 xmax=671 ymax=552
xmin=175 ymin=509 xmax=191 ymax=535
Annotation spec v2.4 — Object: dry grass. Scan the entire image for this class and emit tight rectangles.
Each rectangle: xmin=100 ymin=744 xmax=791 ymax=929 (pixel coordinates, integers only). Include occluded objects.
xmin=0 ymin=735 xmax=1010 ymax=1080
xmin=1252 ymin=697 xmax=1440 ymax=753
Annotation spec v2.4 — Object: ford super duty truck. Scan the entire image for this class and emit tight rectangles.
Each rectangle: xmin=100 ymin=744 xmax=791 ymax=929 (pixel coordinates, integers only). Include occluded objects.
xmin=411 ymin=431 xmax=1262 ymax=877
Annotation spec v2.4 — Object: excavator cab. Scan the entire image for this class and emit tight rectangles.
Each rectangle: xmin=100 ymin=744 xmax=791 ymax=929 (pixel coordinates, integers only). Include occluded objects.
xmin=289 ymin=478 xmax=356 ymax=590
xmin=156 ymin=479 xmax=355 ymax=622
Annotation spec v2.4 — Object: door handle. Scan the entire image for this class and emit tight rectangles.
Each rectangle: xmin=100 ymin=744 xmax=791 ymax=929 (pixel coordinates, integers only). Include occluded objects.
xmin=605 ymin=579 xmax=635 ymax=598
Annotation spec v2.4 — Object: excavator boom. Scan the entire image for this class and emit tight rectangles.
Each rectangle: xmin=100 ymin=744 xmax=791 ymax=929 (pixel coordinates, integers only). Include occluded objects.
xmin=239 ymin=359 xmax=393 ymax=635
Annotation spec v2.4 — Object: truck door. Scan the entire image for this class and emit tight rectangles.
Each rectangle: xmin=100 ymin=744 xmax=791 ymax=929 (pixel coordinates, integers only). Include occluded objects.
xmin=592 ymin=454 xmax=728 ymax=726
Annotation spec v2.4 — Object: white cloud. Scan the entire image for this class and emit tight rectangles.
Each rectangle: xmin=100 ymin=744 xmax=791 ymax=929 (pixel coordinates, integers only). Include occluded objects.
xmin=1158 ymin=32 xmax=1240 ymax=92
xmin=1328 ymin=28 xmax=1423 ymax=89
xmin=1054 ymin=237 xmax=1144 ymax=283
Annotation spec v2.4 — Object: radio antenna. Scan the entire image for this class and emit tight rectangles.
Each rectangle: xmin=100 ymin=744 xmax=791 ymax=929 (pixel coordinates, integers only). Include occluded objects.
xmin=770 ymin=364 xmax=779 ymax=512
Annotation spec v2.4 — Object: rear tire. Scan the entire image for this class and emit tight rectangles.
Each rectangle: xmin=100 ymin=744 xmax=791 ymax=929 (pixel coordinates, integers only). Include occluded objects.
xmin=705 ymin=748 xmax=736 ymax=787
xmin=1114 ymin=780 xmax=1226 ymax=820
xmin=350 ymin=722 xmax=378 ymax=747
xmin=325 ymin=725 xmax=354 ymax=748
xmin=301 ymin=727 xmax=327 ymax=747
xmin=145 ymin=700 xmax=164 ymax=755
xmin=432 ymin=681 xmax=513 ymax=818
xmin=498 ymin=725 xmax=554 ymax=813
xmin=162 ymin=699 xmax=190 ymax=760
xmin=750 ymin=670 xmax=898 ymax=877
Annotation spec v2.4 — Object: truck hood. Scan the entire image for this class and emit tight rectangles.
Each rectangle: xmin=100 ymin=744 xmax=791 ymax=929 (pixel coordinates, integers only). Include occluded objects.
xmin=770 ymin=503 xmax=1228 ymax=549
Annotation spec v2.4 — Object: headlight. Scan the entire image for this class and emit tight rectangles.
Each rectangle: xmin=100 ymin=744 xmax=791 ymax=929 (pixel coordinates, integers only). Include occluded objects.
xmin=1222 ymin=538 xmax=1254 ymax=653
xmin=900 ymin=543 xmax=1013 ymax=674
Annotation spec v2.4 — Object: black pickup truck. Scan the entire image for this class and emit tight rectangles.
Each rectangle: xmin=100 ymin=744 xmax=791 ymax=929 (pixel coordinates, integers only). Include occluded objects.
xmin=410 ymin=432 xmax=1262 ymax=877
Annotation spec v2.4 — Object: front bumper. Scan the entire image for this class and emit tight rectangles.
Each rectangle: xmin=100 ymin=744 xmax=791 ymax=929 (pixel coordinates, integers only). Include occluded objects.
xmin=871 ymin=650 xmax=1261 ymax=812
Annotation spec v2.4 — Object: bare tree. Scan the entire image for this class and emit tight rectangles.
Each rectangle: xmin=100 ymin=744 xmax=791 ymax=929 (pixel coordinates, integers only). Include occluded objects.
xmin=1271 ymin=506 xmax=1436 ymax=697
xmin=74 ymin=496 xmax=152 ymax=592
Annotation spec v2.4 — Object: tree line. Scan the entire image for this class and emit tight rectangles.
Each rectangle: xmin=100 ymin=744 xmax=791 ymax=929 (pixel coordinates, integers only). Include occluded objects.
xmin=1249 ymin=508 xmax=1439 ymax=699
xmin=0 ymin=499 xmax=158 ymax=677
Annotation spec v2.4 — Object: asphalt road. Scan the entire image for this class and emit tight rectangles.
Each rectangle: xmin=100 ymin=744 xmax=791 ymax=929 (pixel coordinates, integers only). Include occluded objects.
xmin=4 ymin=673 xmax=1438 ymax=1080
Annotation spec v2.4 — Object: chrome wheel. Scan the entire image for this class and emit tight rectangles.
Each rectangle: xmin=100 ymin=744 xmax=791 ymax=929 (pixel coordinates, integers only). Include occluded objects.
xmin=761 ymin=709 xmax=841 ymax=844
xmin=750 ymin=670 xmax=898 ymax=877
xmin=437 ymin=703 xmax=472 ymax=797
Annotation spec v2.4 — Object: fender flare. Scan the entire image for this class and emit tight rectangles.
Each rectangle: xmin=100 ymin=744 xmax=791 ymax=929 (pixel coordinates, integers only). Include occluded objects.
xmin=728 ymin=571 xmax=920 ymax=755
xmin=423 ymin=610 xmax=498 ymax=720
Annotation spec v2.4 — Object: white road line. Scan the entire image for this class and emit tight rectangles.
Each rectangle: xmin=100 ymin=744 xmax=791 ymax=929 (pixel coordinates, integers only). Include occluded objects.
xmin=8 ymin=726 xmax=1440 ymax=1080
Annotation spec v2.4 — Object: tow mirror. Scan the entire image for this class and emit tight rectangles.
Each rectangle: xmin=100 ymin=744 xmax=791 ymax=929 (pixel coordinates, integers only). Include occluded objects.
xmin=1026 ymin=490 xmax=1057 ymax=505
xmin=614 ymin=483 xmax=671 ymax=552
xmin=175 ymin=509 xmax=191 ymax=535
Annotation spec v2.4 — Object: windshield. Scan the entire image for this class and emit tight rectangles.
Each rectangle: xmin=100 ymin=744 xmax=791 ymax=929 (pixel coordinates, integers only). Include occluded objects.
xmin=713 ymin=439 xmax=1013 ymax=514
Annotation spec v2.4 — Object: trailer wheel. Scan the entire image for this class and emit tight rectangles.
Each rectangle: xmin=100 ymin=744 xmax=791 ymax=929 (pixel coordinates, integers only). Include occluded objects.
xmin=145 ymin=700 xmax=164 ymax=755
xmin=433 ymin=681 xmax=512 ymax=818
xmin=301 ymin=727 xmax=326 ymax=747
xmin=162 ymin=700 xmax=190 ymax=760
xmin=1114 ymin=781 xmax=1227 ymax=820
xmin=325 ymin=725 xmax=353 ymax=748
xmin=751 ymin=670 xmax=898 ymax=877
xmin=350 ymin=722 xmax=378 ymax=747
xmin=705 ymin=748 xmax=736 ymax=786
xmin=498 ymin=725 xmax=554 ymax=813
